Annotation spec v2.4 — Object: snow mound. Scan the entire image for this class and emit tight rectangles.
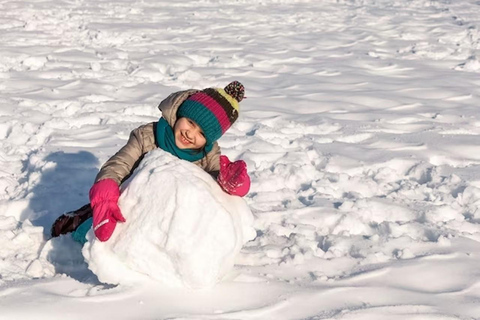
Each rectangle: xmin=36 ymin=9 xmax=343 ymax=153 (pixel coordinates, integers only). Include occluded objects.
xmin=0 ymin=217 xmax=53 ymax=284
xmin=83 ymin=149 xmax=256 ymax=289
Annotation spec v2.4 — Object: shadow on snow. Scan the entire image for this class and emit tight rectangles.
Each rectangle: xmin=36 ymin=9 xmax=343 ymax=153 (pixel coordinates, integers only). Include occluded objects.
xmin=22 ymin=150 xmax=101 ymax=284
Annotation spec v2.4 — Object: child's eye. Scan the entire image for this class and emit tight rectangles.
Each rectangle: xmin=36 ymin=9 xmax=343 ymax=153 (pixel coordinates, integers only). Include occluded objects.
xmin=200 ymin=132 xmax=205 ymax=138
xmin=188 ymin=119 xmax=193 ymax=125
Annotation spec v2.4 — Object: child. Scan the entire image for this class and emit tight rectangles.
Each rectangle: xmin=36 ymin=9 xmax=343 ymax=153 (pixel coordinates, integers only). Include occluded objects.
xmin=51 ymin=81 xmax=250 ymax=243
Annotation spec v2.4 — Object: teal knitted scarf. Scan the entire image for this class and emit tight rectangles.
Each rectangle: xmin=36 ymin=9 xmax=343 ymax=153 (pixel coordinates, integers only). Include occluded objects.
xmin=155 ymin=117 xmax=213 ymax=162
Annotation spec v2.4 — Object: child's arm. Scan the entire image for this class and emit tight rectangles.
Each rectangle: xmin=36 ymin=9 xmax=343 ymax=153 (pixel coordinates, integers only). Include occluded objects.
xmin=95 ymin=123 xmax=154 ymax=185
xmin=203 ymin=142 xmax=221 ymax=179
xmin=90 ymin=123 xmax=154 ymax=241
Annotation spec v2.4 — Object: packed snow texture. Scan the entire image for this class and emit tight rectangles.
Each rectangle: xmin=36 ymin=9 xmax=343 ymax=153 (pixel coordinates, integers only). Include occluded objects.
xmin=1 ymin=0 xmax=480 ymax=318
xmin=83 ymin=149 xmax=256 ymax=289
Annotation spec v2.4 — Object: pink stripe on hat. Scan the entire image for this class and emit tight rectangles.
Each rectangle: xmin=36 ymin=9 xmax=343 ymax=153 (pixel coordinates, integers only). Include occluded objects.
xmin=189 ymin=92 xmax=231 ymax=133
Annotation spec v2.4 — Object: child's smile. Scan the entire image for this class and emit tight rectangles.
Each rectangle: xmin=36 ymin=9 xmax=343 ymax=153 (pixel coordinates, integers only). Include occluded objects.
xmin=174 ymin=117 xmax=207 ymax=150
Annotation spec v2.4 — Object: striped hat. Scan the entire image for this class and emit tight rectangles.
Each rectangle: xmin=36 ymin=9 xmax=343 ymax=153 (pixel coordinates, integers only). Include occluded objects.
xmin=177 ymin=81 xmax=245 ymax=145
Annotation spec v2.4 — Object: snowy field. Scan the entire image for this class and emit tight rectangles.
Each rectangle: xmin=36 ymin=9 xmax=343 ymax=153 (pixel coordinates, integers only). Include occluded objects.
xmin=1 ymin=0 xmax=480 ymax=319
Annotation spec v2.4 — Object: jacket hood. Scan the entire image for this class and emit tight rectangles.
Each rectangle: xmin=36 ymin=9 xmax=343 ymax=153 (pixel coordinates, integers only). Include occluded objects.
xmin=157 ymin=89 xmax=199 ymax=127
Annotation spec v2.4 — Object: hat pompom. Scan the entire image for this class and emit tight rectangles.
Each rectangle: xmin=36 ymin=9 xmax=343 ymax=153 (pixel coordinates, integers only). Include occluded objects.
xmin=224 ymin=81 xmax=245 ymax=102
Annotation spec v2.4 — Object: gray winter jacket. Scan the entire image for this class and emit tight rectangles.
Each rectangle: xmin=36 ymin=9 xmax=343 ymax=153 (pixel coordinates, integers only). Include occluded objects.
xmin=95 ymin=90 xmax=221 ymax=185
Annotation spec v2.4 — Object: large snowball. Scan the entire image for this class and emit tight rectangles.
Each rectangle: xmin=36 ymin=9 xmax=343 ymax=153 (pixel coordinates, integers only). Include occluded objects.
xmin=83 ymin=149 xmax=256 ymax=289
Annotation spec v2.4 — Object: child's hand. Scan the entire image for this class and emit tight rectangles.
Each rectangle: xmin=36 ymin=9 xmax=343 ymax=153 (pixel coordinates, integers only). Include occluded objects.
xmin=217 ymin=155 xmax=251 ymax=197
xmin=89 ymin=179 xmax=126 ymax=242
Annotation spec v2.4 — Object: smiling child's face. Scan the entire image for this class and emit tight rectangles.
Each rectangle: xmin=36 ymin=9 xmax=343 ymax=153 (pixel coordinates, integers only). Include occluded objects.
xmin=173 ymin=117 xmax=207 ymax=150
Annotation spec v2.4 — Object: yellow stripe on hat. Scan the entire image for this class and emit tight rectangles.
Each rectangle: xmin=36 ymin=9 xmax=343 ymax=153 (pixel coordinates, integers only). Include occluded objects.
xmin=216 ymin=88 xmax=239 ymax=112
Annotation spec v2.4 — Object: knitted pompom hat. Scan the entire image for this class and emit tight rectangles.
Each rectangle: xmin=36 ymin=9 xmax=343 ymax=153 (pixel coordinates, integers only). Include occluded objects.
xmin=177 ymin=81 xmax=245 ymax=145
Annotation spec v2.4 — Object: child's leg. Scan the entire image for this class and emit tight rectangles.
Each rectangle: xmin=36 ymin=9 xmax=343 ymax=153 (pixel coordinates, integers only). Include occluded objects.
xmin=50 ymin=204 xmax=93 ymax=238
xmin=71 ymin=217 xmax=93 ymax=244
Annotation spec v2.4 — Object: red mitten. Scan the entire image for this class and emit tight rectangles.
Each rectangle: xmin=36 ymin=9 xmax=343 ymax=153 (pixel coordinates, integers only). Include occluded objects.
xmin=89 ymin=179 xmax=126 ymax=242
xmin=217 ymin=155 xmax=251 ymax=197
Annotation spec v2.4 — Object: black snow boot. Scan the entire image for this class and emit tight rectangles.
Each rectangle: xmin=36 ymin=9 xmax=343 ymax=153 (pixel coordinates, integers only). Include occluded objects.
xmin=50 ymin=204 xmax=93 ymax=238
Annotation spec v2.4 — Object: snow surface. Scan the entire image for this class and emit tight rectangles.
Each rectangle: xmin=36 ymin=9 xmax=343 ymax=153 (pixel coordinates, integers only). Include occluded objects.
xmin=83 ymin=149 xmax=256 ymax=289
xmin=1 ymin=0 xmax=480 ymax=319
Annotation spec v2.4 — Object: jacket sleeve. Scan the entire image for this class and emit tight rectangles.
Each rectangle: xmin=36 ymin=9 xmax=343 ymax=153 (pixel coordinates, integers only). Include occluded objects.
xmin=203 ymin=142 xmax=221 ymax=179
xmin=94 ymin=127 xmax=147 ymax=185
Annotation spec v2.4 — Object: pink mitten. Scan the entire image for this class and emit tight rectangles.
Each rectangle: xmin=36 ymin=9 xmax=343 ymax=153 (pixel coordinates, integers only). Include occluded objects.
xmin=217 ymin=155 xmax=251 ymax=197
xmin=89 ymin=179 xmax=126 ymax=242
